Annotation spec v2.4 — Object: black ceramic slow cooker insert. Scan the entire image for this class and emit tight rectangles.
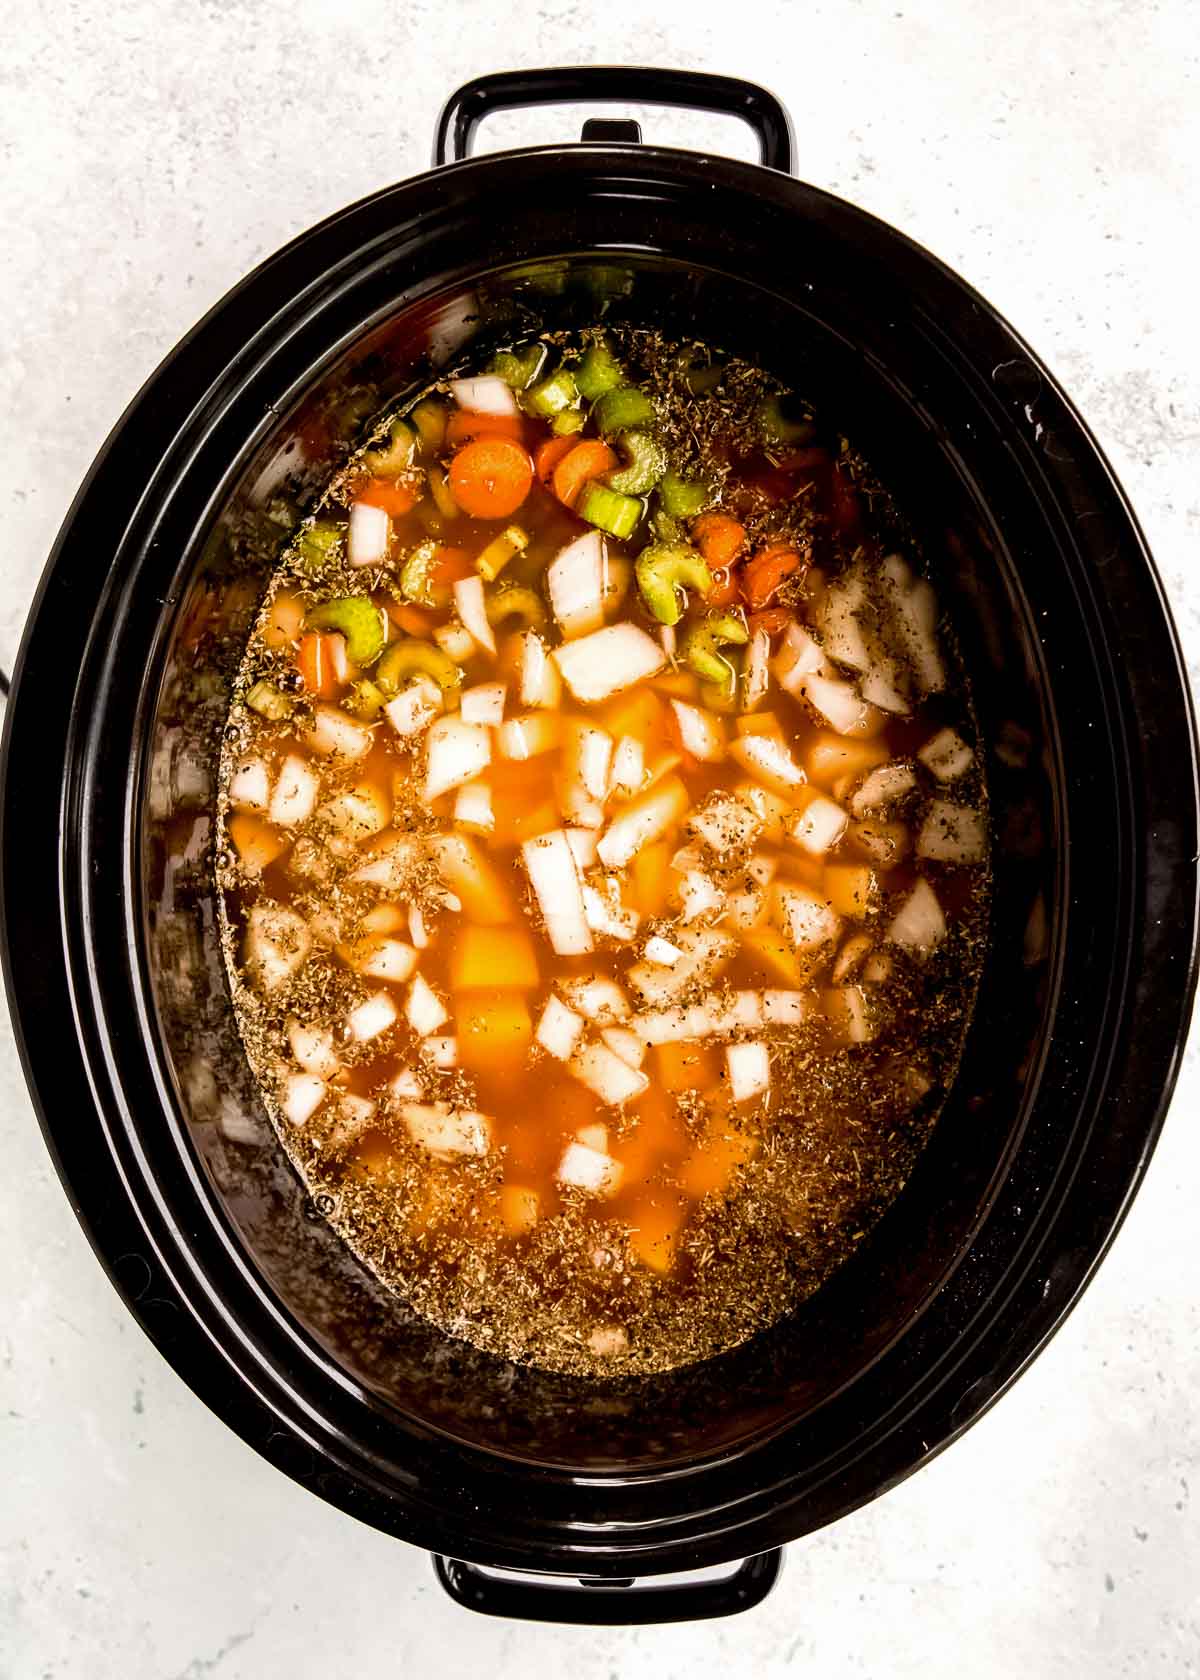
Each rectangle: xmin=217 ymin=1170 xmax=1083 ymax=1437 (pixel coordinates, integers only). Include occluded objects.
xmin=2 ymin=68 xmax=1196 ymax=1625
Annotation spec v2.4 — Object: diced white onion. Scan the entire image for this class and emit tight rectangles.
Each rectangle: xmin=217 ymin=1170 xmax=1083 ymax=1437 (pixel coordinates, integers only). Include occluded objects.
xmin=797 ymin=672 xmax=876 ymax=738
xmin=434 ymin=619 xmax=477 ymax=664
xmin=669 ymin=700 xmax=726 ymax=763
xmin=787 ymin=795 xmax=849 ymax=856
xmin=762 ymin=990 xmax=812 ymax=1025
xmin=880 ymin=555 xmax=946 ymax=695
xmin=644 ymin=935 xmax=683 ymax=967
xmin=548 ymin=530 xmax=607 ymax=639
xmin=424 ymin=716 xmax=492 ymax=801
xmin=916 ymin=800 xmax=987 ymax=865
xmin=886 ymin=878 xmax=947 ymax=954
xmin=347 ymin=990 xmax=398 ymax=1043
xmin=732 ymin=780 xmax=791 ymax=843
xmin=245 ymin=903 xmax=312 ymax=992
xmin=287 ymin=1018 xmax=340 ymax=1078
xmin=626 ymin=927 xmax=735 ymax=1007
xmin=320 ymin=784 xmax=390 ymax=841
xmin=350 ymin=832 xmax=423 ymax=891
xmin=816 ymin=571 xmax=871 ymax=671
xmin=917 ymin=728 xmax=974 ymax=782
xmin=823 ymin=984 xmax=875 ymax=1043
xmin=341 ymin=937 xmax=417 ymax=985
xmin=576 ymin=1122 xmax=609 ymax=1152
xmin=453 ymin=575 xmax=496 ymax=656
xmin=553 ymin=623 xmax=666 ymax=703
xmin=406 ymin=973 xmax=450 ymax=1037
xmin=601 ymin=1026 xmax=646 ymax=1069
xmin=772 ymin=621 xmax=829 ymax=695
xmin=678 ymin=870 xmax=723 ymax=923
xmin=421 ymin=1034 xmax=459 ymax=1069
xmin=385 ymin=677 xmax=443 ymax=739
xmin=742 ymin=628 xmax=771 ymax=712
xmin=305 ymin=706 xmax=372 ymax=761
xmin=688 ymin=791 xmax=762 ymax=854
xmin=389 ymin=1066 xmax=426 ymax=1101
xmin=773 ymin=883 xmax=842 ymax=951
xmin=597 ymin=776 xmax=688 ymax=869
xmin=521 ymin=830 xmax=593 ymax=955
xmin=450 ymin=375 xmax=518 ymax=416
xmin=557 ymin=1138 xmax=624 ymax=1194
xmin=460 ymin=682 xmax=506 ymax=726
xmin=348 ymin=501 xmax=390 ymax=568
xmin=726 ymin=1041 xmax=771 ymax=1103
xmin=567 ymin=1042 xmax=649 ymax=1107
xmin=281 ymin=1072 xmax=326 ymax=1128
xmin=564 ymin=827 xmax=600 ymax=870
xmin=269 ymin=755 xmax=320 ymax=827
xmin=728 ymin=733 xmax=806 ymax=795
xmin=559 ymin=974 xmax=630 ymax=1024
xmin=401 ymin=1102 xmax=491 ymax=1159
xmin=565 ymin=722 xmax=614 ymax=801
xmin=536 ymin=995 xmax=585 ymax=1061
xmin=850 ymin=761 xmax=918 ymax=818
xmin=498 ymin=712 xmax=560 ymax=761
xmin=408 ymin=906 xmax=429 ymax=949
xmin=453 ymin=779 xmax=495 ymax=834
xmin=229 ymin=758 xmax=272 ymax=813
xmin=581 ymin=883 xmax=640 ymax=942
xmin=518 ymin=630 xmax=562 ymax=710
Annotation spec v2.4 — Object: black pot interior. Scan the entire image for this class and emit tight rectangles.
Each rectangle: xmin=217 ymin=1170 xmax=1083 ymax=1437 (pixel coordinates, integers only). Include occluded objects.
xmin=140 ymin=251 xmax=1066 ymax=1470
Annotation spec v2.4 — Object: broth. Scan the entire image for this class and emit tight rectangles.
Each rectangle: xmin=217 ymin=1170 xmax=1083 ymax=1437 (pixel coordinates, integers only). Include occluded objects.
xmin=216 ymin=327 xmax=988 ymax=1376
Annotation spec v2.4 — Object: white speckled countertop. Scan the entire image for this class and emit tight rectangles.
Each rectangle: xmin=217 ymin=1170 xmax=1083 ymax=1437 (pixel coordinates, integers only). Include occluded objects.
xmin=2 ymin=2 xmax=1198 ymax=1674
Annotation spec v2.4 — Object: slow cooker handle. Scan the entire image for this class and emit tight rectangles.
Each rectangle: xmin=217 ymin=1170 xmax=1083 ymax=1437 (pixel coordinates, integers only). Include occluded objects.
xmin=433 ymin=67 xmax=795 ymax=175
xmin=432 ymin=1549 xmax=783 ymax=1624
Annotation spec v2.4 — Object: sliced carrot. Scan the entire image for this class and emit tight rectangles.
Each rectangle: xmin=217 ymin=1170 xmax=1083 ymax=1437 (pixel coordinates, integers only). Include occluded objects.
xmin=430 ymin=546 xmax=475 ymax=589
xmin=692 ymin=512 xmax=747 ymax=571
xmin=384 ymin=599 xmax=438 ymax=637
xmin=444 ymin=409 xmax=527 ymax=448
xmin=534 ymin=433 xmax=578 ymax=487
xmin=356 ymin=477 xmax=418 ymax=516
xmin=297 ymin=631 xmax=337 ymax=698
xmin=706 ymin=566 xmax=740 ymax=607
xmin=741 ymin=543 xmax=804 ymax=609
xmin=448 ymin=437 xmax=534 ymax=519
xmin=551 ymin=439 xmax=618 ymax=510
xmin=747 ymin=606 xmax=794 ymax=637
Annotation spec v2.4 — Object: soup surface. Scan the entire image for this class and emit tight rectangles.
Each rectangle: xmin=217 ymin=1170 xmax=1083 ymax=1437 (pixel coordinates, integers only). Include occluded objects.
xmin=217 ymin=327 xmax=988 ymax=1376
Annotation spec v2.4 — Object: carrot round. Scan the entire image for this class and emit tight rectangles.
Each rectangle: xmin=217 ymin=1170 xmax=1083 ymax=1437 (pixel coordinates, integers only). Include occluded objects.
xmin=747 ymin=606 xmax=793 ymax=637
xmin=385 ymin=599 xmax=438 ymax=638
xmin=741 ymin=543 xmax=804 ymax=610
xmin=551 ymin=439 xmax=618 ymax=509
xmin=430 ymin=546 xmax=475 ymax=589
xmin=445 ymin=409 xmax=527 ymax=449
xmin=535 ymin=433 xmax=579 ymax=488
xmin=448 ymin=437 xmax=534 ymax=519
xmin=706 ymin=566 xmax=741 ymax=608
xmin=356 ymin=477 xmax=418 ymax=516
xmin=692 ymin=512 xmax=746 ymax=571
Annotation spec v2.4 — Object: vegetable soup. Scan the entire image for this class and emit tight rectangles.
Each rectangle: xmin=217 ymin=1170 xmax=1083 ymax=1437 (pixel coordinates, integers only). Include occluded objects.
xmin=217 ymin=328 xmax=988 ymax=1376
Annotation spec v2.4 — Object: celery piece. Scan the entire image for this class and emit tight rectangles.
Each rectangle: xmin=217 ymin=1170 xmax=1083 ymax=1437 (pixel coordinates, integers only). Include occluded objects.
xmin=593 ymin=386 xmax=656 ymax=437
xmin=604 ymin=430 xmax=667 ymax=497
xmin=489 ymin=344 xmax=547 ymax=390
xmin=681 ymin=357 xmax=725 ymax=396
xmin=634 ymin=543 xmax=713 ymax=627
xmin=680 ymin=610 xmax=749 ymax=687
xmin=294 ymin=519 xmax=344 ymax=576
xmin=524 ymin=366 xmax=579 ymax=418
xmin=758 ymin=395 xmax=816 ymax=447
xmin=305 ymin=597 xmax=386 ymax=666
xmin=650 ymin=508 xmax=682 ymax=544
xmin=245 ymin=680 xmax=294 ymax=721
xmin=658 ymin=471 xmax=710 ymax=519
xmin=376 ymin=638 xmax=462 ymax=702
xmin=551 ymin=407 xmax=588 ymax=436
xmin=476 ymin=526 xmax=529 ymax=583
xmin=363 ymin=417 xmax=417 ymax=476
xmin=573 ymin=341 xmax=625 ymax=401
xmin=576 ymin=481 xmax=643 ymax=541
xmin=345 ymin=678 xmax=388 ymax=720
xmin=426 ymin=464 xmax=459 ymax=521
xmin=485 ymin=583 xmax=547 ymax=632
xmin=409 ymin=399 xmax=447 ymax=454
xmin=399 ymin=540 xmax=441 ymax=606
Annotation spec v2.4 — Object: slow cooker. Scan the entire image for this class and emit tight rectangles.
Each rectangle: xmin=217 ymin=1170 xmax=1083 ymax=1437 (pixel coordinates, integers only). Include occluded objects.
xmin=2 ymin=67 xmax=1196 ymax=1624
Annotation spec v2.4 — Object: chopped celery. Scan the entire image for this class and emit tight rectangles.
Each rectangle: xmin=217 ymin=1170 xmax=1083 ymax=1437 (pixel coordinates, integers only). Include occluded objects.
xmin=409 ymin=399 xmax=447 ymax=453
xmin=576 ymin=481 xmax=643 ymax=541
xmin=758 ymin=394 xmax=816 ymax=447
xmin=305 ymin=596 xmax=386 ymax=665
xmin=680 ymin=610 xmax=749 ymax=687
xmin=399 ymin=540 xmax=441 ymax=605
xmin=604 ymin=430 xmax=667 ymax=497
xmin=476 ymin=526 xmax=529 ymax=583
xmin=363 ymin=417 xmax=417 ymax=477
xmin=658 ymin=470 xmax=710 ymax=519
xmin=485 ymin=582 xmax=547 ymax=632
xmin=634 ymin=543 xmax=713 ymax=626
xmin=427 ymin=464 xmax=459 ymax=521
xmin=489 ymin=344 xmax=546 ymax=390
xmin=551 ymin=407 xmax=587 ymax=436
xmin=294 ymin=519 xmax=343 ymax=576
xmin=573 ymin=341 xmax=625 ymax=400
xmin=245 ymin=680 xmax=293 ymax=721
xmin=593 ymin=385 xmax=656 ymax=436
xmin=681 ymin=355 xmax=725 ymax=396
xmin=650 ymin=508 xmax=682 ymax=543
xmin=524 ymin=366 xmax=579 ymax=418
xmin=345 ymin=678 xmax=388 ymax=719
xmin=377 ymin=638 xmax=462 ymax=702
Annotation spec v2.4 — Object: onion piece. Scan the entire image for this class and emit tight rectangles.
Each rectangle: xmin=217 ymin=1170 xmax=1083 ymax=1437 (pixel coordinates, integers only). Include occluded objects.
xmin=553 ymin=623 xmax=666 ymax=703
xmin=850 ymin=761 xmax=918 ymax=818
xmin=731 ymin=780 xmax=791 ymax=843
xmin=229 ymin=758 xmax=271 ymax=813
xmin=596 ymin=775 xmax=688 ymax=869
xmin=786 ymin=794 xmax=849 ymax=856
xmin=305 ymin=706 xmax=373 ymax=761
xmin=726 ymin=1041 xmax=770 ymax=1103
xmin=772 ymin=621 xmax=829 ymax=695
xmin=564 ymin=827 xmax=600 ymax=870
xmin=627 ymin=927 xmax=736 ymax=1007
xmin=287 ymin=1018 xmax=340 ymax=1079
xmin=916 ymin=800 xmax=987 ymax=864
xmin=434 ymin=619 xmax=477 ymax=664
xmin=823 ymin=985 xmax=875 ymax=1043
xmin=269 ymin=755 xmax=320 ymax=827
xmin=567 ymin=1042 xmax=649 ymax=1107
xmin=499 ymin=712 xmax=561 ymax=761
xmin=762 ymin=990 xmax=812 ymax=1025
xmin=610 ymin=735 xmax=645 ymax=797
xmin=886 ymin=878 xmax=946 ymax=954
xmin=401 ymin=1102 xmax=491 ymax=1159
xmin=880 ymin=555 xmax=946 ymax=695
xmin=917 ymin=727 xmax=974 ymax=782
xmin=796 ymin=672 xmax=879 ymax=738
xmin=385 ymin=677 xmax=443 ymax=739
xmin=772 ymin=883 xmax=842 ymax=955
xmin=521 ymin=830 xmax=593 ymax=955
xmin=347 ymin=990 xmax=398 ymax=1043
xmin=678 ymin=870 xmax=723 ymax=923
xmin=348 ymin=501 xmax=390 ymax=568
xmin=536 ymin=995 xmax=585 ymax=1061
xmin=453 ymin=574 xmax=496 ymax=656
xmin=340 ymin=936 xmax=418 ymax=984
xmin=548 ymin=530 xmax=607 ymax=638
xmin=564 ymin=720 xmax=614 ymax=801
xmin=319 ymin=784 xmax=391 ymax=842
xmin=601 ymin=1026 xmax=646 ymax=1070
xmin=669 ymin=699 xmax=726 ymax=763
xmin=557 ymin=1137 xmax=624 ymax=1194
xmin=644 ymin=935 xmax=683 ymax=967
xmin=245 ymin=903 xmax=312 ymax=992
xmin=281 ymin=1072 xmax=326 ymax=1128
xmin=453 ymin=778 xmax=495 ymax=835
xmin=421 ymin=1035 xmax=458 ymax=1070
xmin=688 ymin=791 xmax=762 ymax=854
xmin=406 ymin=973 xmax=450 ymax=1036
xmin=517 ymin=630 xmax=562 ymax=709
xmin=742 ymin=628 xmax=772 ymax=712
xmin=460 ymin=682 xmax=506 ymax=726
xmin=559 ymin=974 xmax=630 ymax=1024
xmin=389 ymin=1066 xmax=426 ymax=1101
xmin=581 ymin=882 xmax=640 ymax=943
xmin=450 ymin=375 xmax=518 ymax=416
xmin=408 ymin=906 xmax=430 ymax=949
xmin=424 ymin=717 xmax=492 ymax=801
xmin=727 ymin=733 xmax=806 ymax=795
xmin=816 ymin=571 xmax=871 ymax=671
